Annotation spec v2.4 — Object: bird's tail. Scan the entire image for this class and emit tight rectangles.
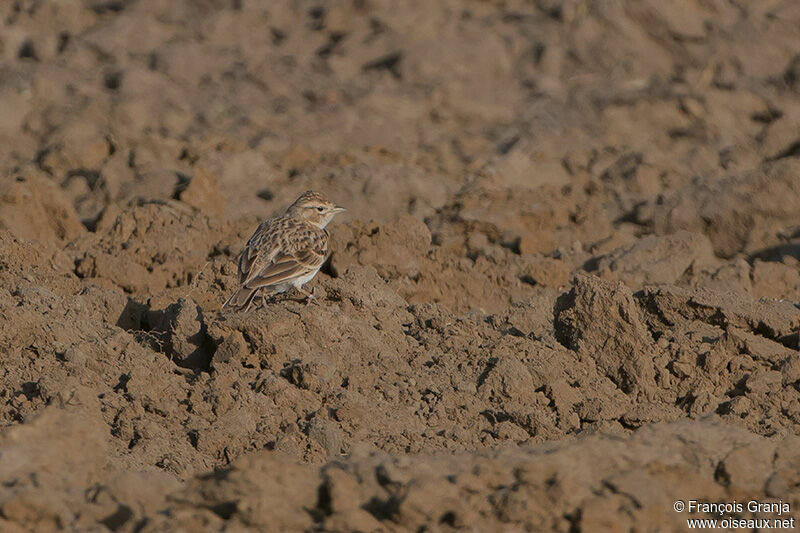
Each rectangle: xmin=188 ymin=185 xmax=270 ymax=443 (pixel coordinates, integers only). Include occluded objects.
xmin=222 ymin=286 xmax=258 ymax=312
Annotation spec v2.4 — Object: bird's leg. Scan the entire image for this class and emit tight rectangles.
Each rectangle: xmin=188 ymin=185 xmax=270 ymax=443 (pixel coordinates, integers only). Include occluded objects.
xmin=297 ymin=285 xmax=317 ymax=305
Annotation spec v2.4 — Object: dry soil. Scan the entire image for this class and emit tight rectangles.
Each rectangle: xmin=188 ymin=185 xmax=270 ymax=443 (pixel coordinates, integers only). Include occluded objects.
xmin=1 ymin=0 xmax=800 ymax=531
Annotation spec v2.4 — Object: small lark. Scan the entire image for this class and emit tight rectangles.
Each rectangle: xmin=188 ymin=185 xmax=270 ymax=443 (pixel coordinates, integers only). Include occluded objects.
xmin=223 ymin=190 xmax=346 ymax=311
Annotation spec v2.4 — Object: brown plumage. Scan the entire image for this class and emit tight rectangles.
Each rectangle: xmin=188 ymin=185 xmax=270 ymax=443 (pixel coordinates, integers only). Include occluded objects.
xmin=223 ymin=191 xmax=346 ymax=311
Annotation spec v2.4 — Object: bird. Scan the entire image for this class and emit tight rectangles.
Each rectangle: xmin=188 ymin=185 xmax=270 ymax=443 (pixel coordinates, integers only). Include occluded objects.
xmin=223 ymin=190 xmax=346 ymax=312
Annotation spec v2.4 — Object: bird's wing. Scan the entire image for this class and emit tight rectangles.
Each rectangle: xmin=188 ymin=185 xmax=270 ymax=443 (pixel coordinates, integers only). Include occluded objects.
xmin=241 ymin=224 xmax=328 ymax=290
xmin=243 ymin=249 xmax=326 ymax=290
xmin=237 ymin=218 xmax=283 ymax=283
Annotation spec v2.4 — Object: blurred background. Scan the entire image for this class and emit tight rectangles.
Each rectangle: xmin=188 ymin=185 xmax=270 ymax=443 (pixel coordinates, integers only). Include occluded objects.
xmin=2 ymin=0 xmax=799 ymax=247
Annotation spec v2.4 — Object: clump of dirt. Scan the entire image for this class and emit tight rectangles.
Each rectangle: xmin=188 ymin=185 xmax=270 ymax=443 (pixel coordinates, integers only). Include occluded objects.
xmin=145 ymin=420 xmax=800 ymax=531
xmin=1 ymin=0 xmax=800 ymax=531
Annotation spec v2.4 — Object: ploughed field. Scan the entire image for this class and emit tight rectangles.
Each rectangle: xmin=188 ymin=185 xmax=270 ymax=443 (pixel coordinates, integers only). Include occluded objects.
xmin=1 ymin=1 xmax=799 ymax=530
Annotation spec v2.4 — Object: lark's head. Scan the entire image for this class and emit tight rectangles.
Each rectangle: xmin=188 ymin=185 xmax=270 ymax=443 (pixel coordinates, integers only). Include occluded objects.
xmin=286 ymin=190 xmax=346 ymax=228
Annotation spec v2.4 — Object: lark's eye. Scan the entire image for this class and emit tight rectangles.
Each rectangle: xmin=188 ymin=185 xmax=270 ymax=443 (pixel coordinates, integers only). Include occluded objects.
xmin=316 ymin=206 xmax=324 ymax=212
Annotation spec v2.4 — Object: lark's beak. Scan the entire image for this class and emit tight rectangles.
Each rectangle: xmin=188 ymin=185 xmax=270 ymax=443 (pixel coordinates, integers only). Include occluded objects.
xmin=332 ymin=206 xmax=347 ymax=213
